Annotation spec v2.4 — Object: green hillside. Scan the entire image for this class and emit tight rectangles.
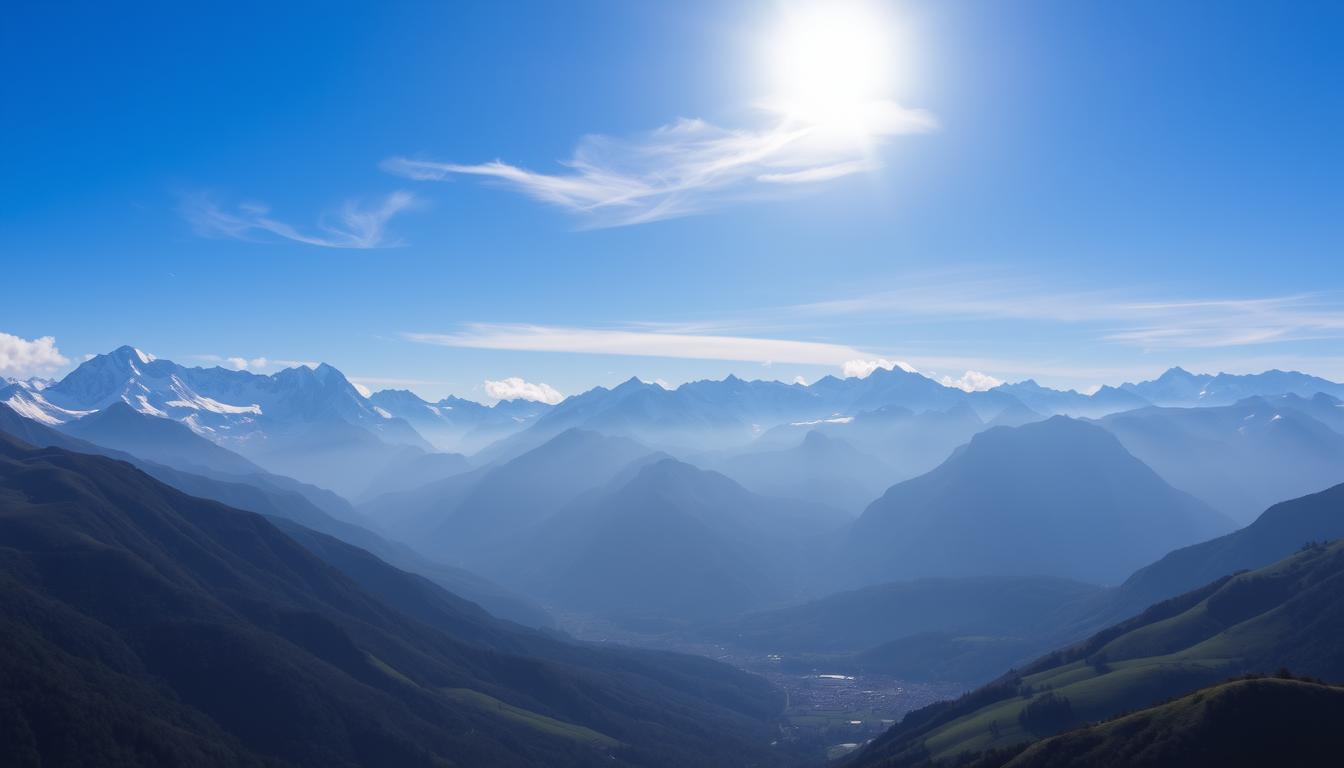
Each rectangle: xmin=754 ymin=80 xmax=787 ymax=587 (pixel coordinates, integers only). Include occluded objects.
xmin=851 ymin=539 xmax=1344 ymax=766
xmin=993 ymin=677 xmax=1344 ymax=767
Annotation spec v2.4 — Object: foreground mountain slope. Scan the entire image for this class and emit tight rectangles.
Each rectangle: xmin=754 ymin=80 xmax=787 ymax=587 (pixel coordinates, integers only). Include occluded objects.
xmin=1097 ymin=398 xmax=1344 ymax=523
xmin=847 ymin=417 xmax=1233 ymax=585
xmin=850 ymin=538 xmax=1344 ymax=766
xmin=1100 ymin=481 xmax=1344 ymax=622
xmin=1 ymin=404 xmax=550 ymax=627
xmin=987 ymin=677 xmax=1344 ymax=768
xmin=0 ymin=434 xmax=792 ymax=767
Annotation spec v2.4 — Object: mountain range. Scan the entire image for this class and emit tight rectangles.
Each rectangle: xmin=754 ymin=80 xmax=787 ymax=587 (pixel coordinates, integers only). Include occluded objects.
xmin=0 ymin=431 xmax=798 ymax=767
xmin=1097 ymin=396 xmax=1344 ymax=523
xmin=845 ymin=416 xmax=1234 ymax=585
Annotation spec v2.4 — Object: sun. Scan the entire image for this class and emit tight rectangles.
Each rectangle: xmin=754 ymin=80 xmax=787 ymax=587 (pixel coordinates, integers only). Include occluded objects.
xmin=762 ymin=1 xmax=897 ymax=128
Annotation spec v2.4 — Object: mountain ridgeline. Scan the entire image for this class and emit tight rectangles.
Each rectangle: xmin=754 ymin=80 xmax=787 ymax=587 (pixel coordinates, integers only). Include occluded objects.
xmin=0 ymin=433 xmax=795 ymax=767
xmin=4 ymin=347 xmax=1344 ymax=766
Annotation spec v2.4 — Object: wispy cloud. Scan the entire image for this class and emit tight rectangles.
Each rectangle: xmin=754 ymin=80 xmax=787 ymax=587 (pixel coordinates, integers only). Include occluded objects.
xmin=182 ymin=191 xmax=416 ymax=248
xmin=793 ymin=277 xmax=1344 ymax=351
xmin=0 ymin=332 xmax=69 ymax=378
xmin=383 ymin=99 xmax=934 ymax=227
xmin=405 ymin=324 xmax=873 ymax=366
xmin=483 ymin=376 xmax=564 ymax=404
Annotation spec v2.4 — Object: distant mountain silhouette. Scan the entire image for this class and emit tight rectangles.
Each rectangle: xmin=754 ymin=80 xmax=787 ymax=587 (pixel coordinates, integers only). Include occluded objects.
xmin=714 ymin=430 xmax=894 ymax=513
xmin=847 ymin=416 xmax=1233 ymax=585
xmin=0 ymin=433 xmax=793 ymax=767
xmin=750 ymin=402 xmax=988 ymax=483
xmin=0 ymin=346 xmax=438 ymax=495
xmin=1118 ymin=366 xmax=1344 ymax=407
xmin=361 ymin=428 xmax=656 ymax=560
xmin=1098 ymin=397 xmax=1344 ymax=523
xmin=355 ymin=448 xmax=472 ymax=501
xmin=992 ymin=380 xmax=1148 ymax=418
xmin=59 ymin=400 xmax=264 ymax=475
xmin=367 ymin=388 xmax=550 ymax=454
xmin=513 ymin=458 xmax=845 ymax=626
xmin=478 ymin=367 xmax=1035 ymax=462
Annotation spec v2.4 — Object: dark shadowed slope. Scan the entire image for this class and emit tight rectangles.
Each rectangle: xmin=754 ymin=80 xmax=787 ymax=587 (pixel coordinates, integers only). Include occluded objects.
xmin=0 ymin=433 xmax=793 ymax=767
xmin=848 ymin=416 xmax=1233 ymax=585
xmin=2 ymin=404 xmax=550 ymax=627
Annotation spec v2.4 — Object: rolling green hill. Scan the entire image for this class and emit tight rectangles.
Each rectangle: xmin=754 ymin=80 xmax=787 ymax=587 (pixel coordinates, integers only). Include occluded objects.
xmin=850 ymin=538 xmax=1344 ymax=767
xmin=988 ymin=677 xmax=1344 ymax=768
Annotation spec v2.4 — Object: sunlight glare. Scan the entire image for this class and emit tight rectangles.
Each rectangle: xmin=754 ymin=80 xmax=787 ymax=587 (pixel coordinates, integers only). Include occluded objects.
xmin=764 ymin=1 xmax=897 ymax=130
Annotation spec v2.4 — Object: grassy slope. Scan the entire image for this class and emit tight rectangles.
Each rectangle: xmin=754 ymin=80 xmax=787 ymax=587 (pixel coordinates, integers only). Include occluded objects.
xmin=999 ymin=678 xmax=1344 ymax=767
xmin=852 ymin=540 xmax=1344 ymax=766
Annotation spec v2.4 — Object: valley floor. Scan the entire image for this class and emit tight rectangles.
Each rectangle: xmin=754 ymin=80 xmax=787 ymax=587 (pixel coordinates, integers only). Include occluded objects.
xmin=553 ymin=610 xmax=966 ymax=763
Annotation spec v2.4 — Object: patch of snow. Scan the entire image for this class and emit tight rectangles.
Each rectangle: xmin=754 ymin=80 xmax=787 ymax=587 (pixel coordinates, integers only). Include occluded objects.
xmin=130 ymin=394 xmax=169 ymax=418
xmin=789 ymin=416 xmax=854 ymax=426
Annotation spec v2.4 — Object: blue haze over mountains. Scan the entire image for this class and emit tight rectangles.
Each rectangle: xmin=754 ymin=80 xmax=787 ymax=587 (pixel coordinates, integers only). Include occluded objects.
xmin=4 ymin=344 xmax=1344 ymax=765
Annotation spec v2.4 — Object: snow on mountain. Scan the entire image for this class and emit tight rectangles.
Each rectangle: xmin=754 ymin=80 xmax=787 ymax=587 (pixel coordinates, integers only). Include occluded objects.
xmin=1119 ymin=367 xmax=1344 ymax=407
xmin=1 ymin=346 xmax=434 ymax=495
xmin=366 ymin=389 xmax=551 ymax=453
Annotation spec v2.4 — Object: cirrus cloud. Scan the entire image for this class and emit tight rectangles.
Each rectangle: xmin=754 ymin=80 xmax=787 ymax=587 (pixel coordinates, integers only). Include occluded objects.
xmin=407 ymin=324 xmax=874 ymax=367
xmin=383 ymin=99 xmax=935 ymax=228
xmin=182 ymin=191 xmax=416 ymax=249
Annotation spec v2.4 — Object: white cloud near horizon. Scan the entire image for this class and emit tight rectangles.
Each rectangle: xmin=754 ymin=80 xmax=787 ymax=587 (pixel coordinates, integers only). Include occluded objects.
xmin=483 ymin=376 xmax=564 ymax=404
xmin=939 ymin=370 xmax=1004 ymax=392
xmin=0 ymin=333 xmax=69 ymax=378
xmin=383 ymin=100 xmax=934 ymax=227
xmin=182 ymin=191 xmax=416 ymax=248
xmin=192 ymin=354 xmax=317 ymax=371
xmin=406 ymin=324 xmax=875 ymax=366
xmin=842 ymin=358 xmax=917 ymax=378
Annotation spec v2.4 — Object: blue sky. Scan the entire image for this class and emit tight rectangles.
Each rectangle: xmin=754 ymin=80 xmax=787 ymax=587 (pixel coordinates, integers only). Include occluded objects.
xmin=3 ymin=1 xmax=1342 ymax=402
